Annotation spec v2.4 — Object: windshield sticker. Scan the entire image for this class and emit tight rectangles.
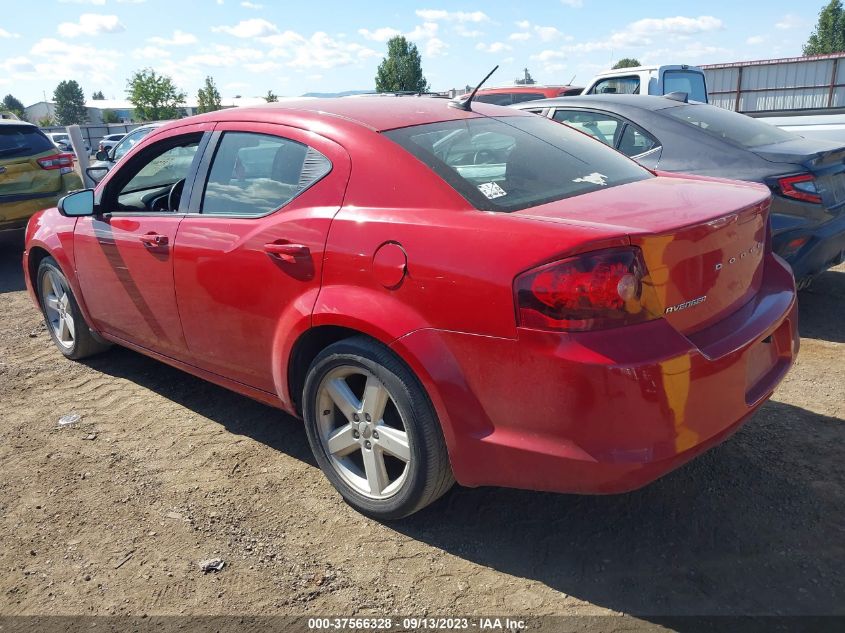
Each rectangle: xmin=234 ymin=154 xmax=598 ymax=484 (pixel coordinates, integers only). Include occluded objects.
xmin=478 ymin=181 xmax=507 ymax=199
xmin=573 ymin=172 xmax=608 ymax=186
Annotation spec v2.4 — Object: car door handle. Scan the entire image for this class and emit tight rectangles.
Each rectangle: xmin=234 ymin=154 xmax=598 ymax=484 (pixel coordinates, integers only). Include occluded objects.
xmin=139 ymin=233 xmax=168 ymax=247
xmin=264 ymin=242 xmax=309 ymax=263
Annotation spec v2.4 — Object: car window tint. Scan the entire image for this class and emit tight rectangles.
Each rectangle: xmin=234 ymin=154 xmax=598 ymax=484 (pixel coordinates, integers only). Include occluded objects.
xmin=663 ymin=104 xmax=797 ymax=148
xmin=121 ymin=142 xmax=200 ymax=194
xmin=617 ymin=124 xmax=659 ymax=157
xmin=663 ymin=71 xmax=707 ymax=102
xmin=384 ymin=115 xmax=650 ymax=213
xmin=590 ymin=76 xmax=640 ymax=95
xmin=511 ymin=93 xmax=545 ymax=104
xmin=201 ymin=132 xmax=331 ymax=216
xmin=552 ymin=110 xmax=620 ymax=146
xmin=475 ymin=93 xmax=514 ymax=105
xmin=0 ymin=125 xmax=54 ymax=158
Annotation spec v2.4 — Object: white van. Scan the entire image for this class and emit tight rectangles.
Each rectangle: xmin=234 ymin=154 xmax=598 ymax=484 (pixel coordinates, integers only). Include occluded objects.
xmin=582 ymin=64 xmax=708 ymax=102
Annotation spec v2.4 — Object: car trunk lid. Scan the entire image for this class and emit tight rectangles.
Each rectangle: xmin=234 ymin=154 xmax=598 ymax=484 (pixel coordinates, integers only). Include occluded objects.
xmin=515 ymin=175 xmax=771 ymax=335
xmin=0 ymin=125 xmax=65 ymax=199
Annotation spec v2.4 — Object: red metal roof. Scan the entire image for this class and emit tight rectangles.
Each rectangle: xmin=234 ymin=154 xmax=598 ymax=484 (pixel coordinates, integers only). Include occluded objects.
xmin=700 ymin=52 xmax=845 ymax=69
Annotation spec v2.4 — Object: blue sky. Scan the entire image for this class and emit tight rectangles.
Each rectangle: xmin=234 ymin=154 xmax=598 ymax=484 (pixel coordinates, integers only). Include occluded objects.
xmin=0 ymin=0 xmax=825 ymax=105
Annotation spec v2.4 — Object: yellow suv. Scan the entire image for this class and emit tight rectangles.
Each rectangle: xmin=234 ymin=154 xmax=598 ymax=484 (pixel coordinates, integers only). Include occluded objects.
xmin=0 ymin=120 xmax=83 ymax=232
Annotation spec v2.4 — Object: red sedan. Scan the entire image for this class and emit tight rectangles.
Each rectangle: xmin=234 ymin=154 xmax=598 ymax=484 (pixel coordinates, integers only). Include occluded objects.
xmin=23 ymin=98 xmax=798 ymax=519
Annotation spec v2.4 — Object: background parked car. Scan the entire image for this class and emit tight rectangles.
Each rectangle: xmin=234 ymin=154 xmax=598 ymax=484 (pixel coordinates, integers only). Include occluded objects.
xmin=0 ymin=120 xmax=82 ymax=232
xmin=515 ymin=94 xmax=845 ymax=287
xmin=466 ymin=85 xmax=583 ymax=106
xmin=99 ymin=133 xmax=126 ymax=152
xmin=44 ymin=131 xmax=90 ymax=156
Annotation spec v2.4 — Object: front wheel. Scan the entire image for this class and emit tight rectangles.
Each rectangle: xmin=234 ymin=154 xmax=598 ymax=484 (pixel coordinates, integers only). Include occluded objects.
xmin=37 ymin=257 xmax=111 ymax=360
xmin=302 ymin=337 xmax=454 ymax=520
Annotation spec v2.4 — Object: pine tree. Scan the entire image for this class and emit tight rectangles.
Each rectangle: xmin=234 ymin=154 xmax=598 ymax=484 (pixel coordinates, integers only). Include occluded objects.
xmin=53 ymin=80 xmax=88 ymax=125
xmin=375 ymin=36 xmax=429 ymax=93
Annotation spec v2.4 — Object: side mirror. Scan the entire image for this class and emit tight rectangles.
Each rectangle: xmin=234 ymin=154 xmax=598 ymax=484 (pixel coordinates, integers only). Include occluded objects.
xmin=86 ymin=166 xmax=109 ymax=183
xmin=58 ymin=189 xmax=95 ymax=217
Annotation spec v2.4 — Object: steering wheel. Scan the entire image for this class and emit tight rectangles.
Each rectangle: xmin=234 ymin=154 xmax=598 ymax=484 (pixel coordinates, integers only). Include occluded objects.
xmin=474 ymin=149 xmax=496 ymax=164
xmin=167 ymin=179 xmax=186 ymax=212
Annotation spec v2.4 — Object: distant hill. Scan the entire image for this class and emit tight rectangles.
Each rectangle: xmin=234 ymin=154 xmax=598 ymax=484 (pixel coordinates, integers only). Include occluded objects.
xmin=301 ymin=90 xmax=374 ymax=98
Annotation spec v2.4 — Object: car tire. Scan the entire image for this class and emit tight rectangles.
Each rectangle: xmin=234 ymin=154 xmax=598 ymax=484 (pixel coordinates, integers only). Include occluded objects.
xmin=36 ymin=257 xmax=111 ymax=360
xmin=302 ymin=336 xmax=454 ymax=520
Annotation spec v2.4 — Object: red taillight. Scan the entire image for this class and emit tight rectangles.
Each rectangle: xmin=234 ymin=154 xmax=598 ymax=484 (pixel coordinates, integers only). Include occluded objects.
xmin=778 ymin=173 xmax=821 ymax=204
xmin=514 ymin=247 xmax=657 ymax=331
xmin=36 ymin=153 xmax=75 ymax=173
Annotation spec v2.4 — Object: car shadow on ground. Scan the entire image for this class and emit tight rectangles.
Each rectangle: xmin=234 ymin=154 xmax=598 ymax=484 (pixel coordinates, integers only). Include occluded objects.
xmin=396 ymin=399 xmax=845 ymax=616
xmin=798 ymin=268 xmax=845 ymax=344
xmin=0 ymin=231 xmax=25 ymax=294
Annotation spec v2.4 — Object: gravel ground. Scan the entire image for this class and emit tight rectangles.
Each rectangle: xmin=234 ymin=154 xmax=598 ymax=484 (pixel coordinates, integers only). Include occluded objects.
xmin=0 ymin=231 xmax=843 ymax=624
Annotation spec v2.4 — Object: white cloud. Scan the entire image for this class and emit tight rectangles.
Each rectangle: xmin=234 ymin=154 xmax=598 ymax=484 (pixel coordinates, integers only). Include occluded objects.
xmin=358 ymin=27 xmax=401 ymax=42
xmin=58 ymin=13 xmax=125 ymax=38
xmin=117 ymin=0 xmax=148 ymax=4
xmin=404 ymin=22 xmax=448 ymax=57
xmin=25 ymin=38 xmax=122 ymax=89
xmin=775 ymin=14 xmax=802 ymax=30
xmin=2 ymin=56 xmax=36 ymax=74
xmin=132 ymin=46 xmax=171 ymax=60
xmin=415 ymin=9 xmax=490 ymax=23
xmin=562 ymin=15 xmax=723 ymax=54
xmin=746 ymin=35 xmax=765 ymax=45
xmin=241 ymin=1 xmax=263 ymax=8
xmin=185 ymin=45 xmax=264 ymax=69
xmin=476 ymin=41 xmax=512 ymax=54
xmin=509 ymin=32 xmax=531 ymax=41
xmin=212 ymin=18 xmax=279 ymax=38
xmin=148 ymin=30 xmax=198 ymax=46
xmin=0 ymin=28 xmax=21 ymax=38
xmin=532 ymin=49 xmax=566 ymax=62
xmin=560 ymin=0 xmax=583 ymax=6
xmin=58 ymin=0 xmax=107 ymax=4
xmin=265 ymin=31 xmax=378 ymax=69
xmin=534 ymin=25 xmax=562 ymax=42
xmin=515 ymin=20 xmax=530 ymax=29
xmin=224 ymin=82 xmax=250 ymax=90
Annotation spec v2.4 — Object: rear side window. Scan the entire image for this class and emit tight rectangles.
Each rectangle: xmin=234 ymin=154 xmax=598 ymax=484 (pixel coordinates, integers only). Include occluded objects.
xmin=589 ymin=76 xmax=640 ymax=95
xmin=663 ymin=71 xmax=707 ymax=103
xmin=201 ymin=132 xmax=331 ymax=216
xmin=0 ymin=125 xmax=55 ymax=158
xmin=475 ymin=93 xmax=514 ymax=106
xmin=552 ymin=110 xmax=621 ymax=146
xmin=384 ymin=115 xmax=650 ymax=213
xmin=618 ymin=124 xmax=659 ymax=156
xmin=663 ymin=104 xmax=797 ymax=148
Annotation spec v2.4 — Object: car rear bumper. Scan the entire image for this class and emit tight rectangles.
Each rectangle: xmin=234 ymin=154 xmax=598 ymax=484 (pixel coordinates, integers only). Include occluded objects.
xmin=773 ymin=210 xmax=845 ymax=281
xmin=0 ymin=173 xmax=82 ymax=232
xmin=392 ymin=253 xmax=798 ymax=494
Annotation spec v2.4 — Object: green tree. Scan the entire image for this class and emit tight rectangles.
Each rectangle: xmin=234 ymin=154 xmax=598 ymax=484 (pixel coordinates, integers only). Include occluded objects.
xmin=264 ymin=90 xmax=278 ymax=102
xmin=37 ymin=116 xmax=55 ymax=127
xmin=53 ymin=80 xmax=88 ymax=125
xmin=126 ymin=68 xmax=186 ymax=121
xmin=612 ymin=58 xmax=641 ymax=69
xmin=2 ymin=94 xmax=26 ymax=119
xmin=375 ymin=36 xmax=429 ymax=93
xmin=804 ymin=0 xmax=845 ymax=54
xmin=102 ymin=109 xmax=120 ymax=124
xmin=92 ymin=90 xmax=105 ymax=100
xmin=196 ymin=75 xmax=222 ymax=114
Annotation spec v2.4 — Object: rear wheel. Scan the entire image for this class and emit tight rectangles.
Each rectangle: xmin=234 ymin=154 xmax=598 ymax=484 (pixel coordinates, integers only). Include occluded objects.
xmin=302 ymin=337 xmax=454 ymax=520
xmin=37 ymin=257 xmax=111 ymax=360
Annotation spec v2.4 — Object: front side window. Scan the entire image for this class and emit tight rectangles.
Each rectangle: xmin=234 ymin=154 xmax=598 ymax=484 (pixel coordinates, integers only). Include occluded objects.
xmin=384 ymin=115 xmax=650 ymax=213
xmin=589 ymin=76 xmax=640 ymax=95
xmin=552 ymin=110 xmax=621 ymax=146
xmin=105 ymin=134 xmax=201 ymax=212
xmin=201 ymin=132 xmax=331 ymax=217
xmin=662 ymin=104 xmax=797 ymax=148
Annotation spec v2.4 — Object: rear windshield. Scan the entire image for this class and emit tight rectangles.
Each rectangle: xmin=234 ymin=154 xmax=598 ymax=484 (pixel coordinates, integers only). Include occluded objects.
xmin=0 ymin=125 xmax=55 ymax=158
xmin=383 ymin=115 xmax=651 ymax=212
xmin=663 ymin=104 xmax=797 ymax=148
xmin=663 ymin=70 xmax=707 ymax=103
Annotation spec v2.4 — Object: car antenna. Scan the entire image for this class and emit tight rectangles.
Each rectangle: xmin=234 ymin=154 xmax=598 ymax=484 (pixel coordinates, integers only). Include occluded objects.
xmin=450 ymin=65 xmax=499 ymax=111
xmin=568 ymin=74 xmax=577 ymax=85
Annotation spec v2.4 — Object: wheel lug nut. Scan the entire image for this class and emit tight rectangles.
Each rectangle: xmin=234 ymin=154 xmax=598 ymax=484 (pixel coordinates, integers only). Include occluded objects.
xmin=322 ymin=410 xmax=330 ymax=416
xmin=353 ymin=414 xmax=360 ymax=422
xmin=353 ymin=430 xmax=360 ymax=438
xmin=372 ymin=431 xmax=379 ymax=440
xmin=364 ymin=414 xmax=371 ymax=422
xmin=364 ymin=441 xmax=371 ymax=449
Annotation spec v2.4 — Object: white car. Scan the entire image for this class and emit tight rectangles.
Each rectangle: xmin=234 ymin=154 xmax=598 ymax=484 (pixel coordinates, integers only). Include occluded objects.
xmin=99 ymin=133 xmax=126 ymax=152
xmin=44 ymin=131 xmax=90 ymax=155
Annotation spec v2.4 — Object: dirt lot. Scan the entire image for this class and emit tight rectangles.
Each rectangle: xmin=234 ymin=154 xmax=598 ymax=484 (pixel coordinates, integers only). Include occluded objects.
xmin=0 ymin=231 xmax=843 ymax=624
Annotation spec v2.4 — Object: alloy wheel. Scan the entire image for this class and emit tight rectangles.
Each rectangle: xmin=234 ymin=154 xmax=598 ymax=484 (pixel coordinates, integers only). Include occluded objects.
xmin=315 ymin=365 xmax=412 ymax=499
xmin=41 ymin=270 xmax=75 ymax=350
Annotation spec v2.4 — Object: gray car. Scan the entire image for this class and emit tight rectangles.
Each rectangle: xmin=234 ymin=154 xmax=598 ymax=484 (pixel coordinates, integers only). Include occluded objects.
xmin=514 ymin=94 xmax=845 ymax=287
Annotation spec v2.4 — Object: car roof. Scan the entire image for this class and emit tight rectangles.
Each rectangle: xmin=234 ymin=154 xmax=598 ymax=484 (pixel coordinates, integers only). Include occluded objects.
xmin=0 ymin=119 xmax=36 ymax=127
xmin=511 ymin=94 xmax=693 ymax=111
xmin=179 ymin=97 xmax=531 ymax=133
